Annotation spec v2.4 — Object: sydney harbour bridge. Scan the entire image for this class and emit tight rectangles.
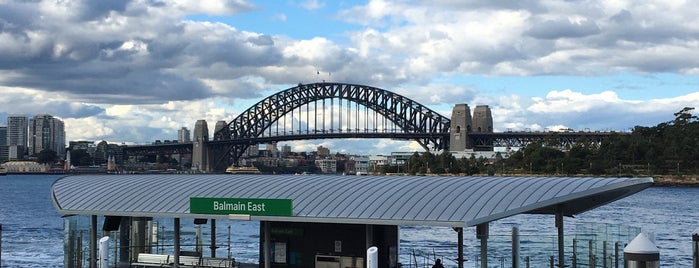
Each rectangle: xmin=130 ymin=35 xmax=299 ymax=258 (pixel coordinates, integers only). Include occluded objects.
xmin=124 ymin=82 xmax=618 ymax=172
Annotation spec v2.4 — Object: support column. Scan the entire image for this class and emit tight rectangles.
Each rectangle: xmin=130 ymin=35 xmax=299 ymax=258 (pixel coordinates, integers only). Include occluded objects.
xmin=263 ymin=221 xmax=271 ymax=268
xmin=210 ymin=219 xmax=217 ymax=258
xmin=119 ymin=217 xmax=131 ymax=266
xmin=456 ymin=227 xmax=464 ymax=268
xmin=477 ymin=223 xmax=489 ymax=268
xmin=90 ymin=215 xmax=97 ymax=268
xmin=174 ymin=218 xmax=180 ymax=268
xmin=556 ymin=207 xmax=565 ymax=268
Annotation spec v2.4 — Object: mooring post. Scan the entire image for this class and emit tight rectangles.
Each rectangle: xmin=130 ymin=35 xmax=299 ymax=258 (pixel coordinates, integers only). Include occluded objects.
xmin=691 ymin=227 xmax=698 ymax=268
xmin=90 ymin=215 xmax=97 ymax=268
xmin=512 ymin=226 xmax=520 ymax=268
xmin=210 ymin=219 xmax=217 ymax=258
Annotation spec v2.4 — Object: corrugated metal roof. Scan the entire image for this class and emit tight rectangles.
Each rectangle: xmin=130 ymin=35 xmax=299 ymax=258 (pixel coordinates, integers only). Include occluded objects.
xmin=51 ymin=174 xmax=652 ymax=227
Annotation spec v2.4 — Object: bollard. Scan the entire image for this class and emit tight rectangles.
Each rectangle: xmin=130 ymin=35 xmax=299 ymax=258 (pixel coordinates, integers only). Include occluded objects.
xmin=98 ymin=236 xmax=110 ymax=268
xmin=525 ymin=256 xmax=530 ymax=268
xmin=693 ymin=227 xmax=698 ymax=268
xmin=624 ymin=233 xmax=659 ymax=268
xmin=550 ymin=255 xmax=554 ymax=268
xmin=367 ymin=246 xmax=378 ymax=268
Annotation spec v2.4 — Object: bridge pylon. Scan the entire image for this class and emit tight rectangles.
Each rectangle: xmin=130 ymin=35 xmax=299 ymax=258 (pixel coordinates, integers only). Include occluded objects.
xmin=192 ymin=119 xmax=209 ymax=172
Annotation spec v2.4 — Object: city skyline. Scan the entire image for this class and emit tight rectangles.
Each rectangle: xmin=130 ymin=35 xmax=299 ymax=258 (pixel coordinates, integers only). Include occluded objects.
xmin=0 ymin=1 xmax=697 ymax=155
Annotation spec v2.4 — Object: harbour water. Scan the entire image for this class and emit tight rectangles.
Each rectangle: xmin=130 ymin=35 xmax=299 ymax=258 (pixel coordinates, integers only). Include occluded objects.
xmin=1 ymin=174 xmax=697 ymax=267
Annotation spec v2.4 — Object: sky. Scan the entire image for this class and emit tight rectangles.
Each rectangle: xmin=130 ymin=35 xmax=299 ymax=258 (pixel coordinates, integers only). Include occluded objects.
xmin=0 ymin=0 xmax=697 ymax=155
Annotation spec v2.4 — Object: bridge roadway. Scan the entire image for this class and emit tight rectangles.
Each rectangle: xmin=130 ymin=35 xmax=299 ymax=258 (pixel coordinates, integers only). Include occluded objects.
xmin=122 ymin=130 xmax=623 ymax=157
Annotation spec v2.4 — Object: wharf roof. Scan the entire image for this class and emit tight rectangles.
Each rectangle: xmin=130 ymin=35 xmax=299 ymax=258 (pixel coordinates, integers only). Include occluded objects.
xmin=51 ymin=174 xmax=652 ymax=227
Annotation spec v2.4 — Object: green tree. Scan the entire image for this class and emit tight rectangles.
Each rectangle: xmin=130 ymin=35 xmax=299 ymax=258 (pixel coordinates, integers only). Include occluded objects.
xmin=437 ymin=150 xmax=456 ymax=174
xmin=70 ymin=149 xmax=94 ymax=166
xmin=420 ymin=151 xmax=437 ymax=173
xmin=404 ymin=152 xmax=422 ymax=175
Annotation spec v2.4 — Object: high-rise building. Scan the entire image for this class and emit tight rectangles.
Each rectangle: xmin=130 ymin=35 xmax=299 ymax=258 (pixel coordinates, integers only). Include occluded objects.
xmin=0 ymin=125 xmax=7 ymax=163
xmin=7 ymin=115 xmax=28 ymax=160
xmin=281 ymin=144 xmax=291 ymax=155
xmin=177 ymin=127 xmax=191 ymax=142
xmin=28 ymin=114 xmax=66 ymax=157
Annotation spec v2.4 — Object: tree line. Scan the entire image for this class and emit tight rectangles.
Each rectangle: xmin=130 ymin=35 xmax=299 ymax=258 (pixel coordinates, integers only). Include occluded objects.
xmin=394 ymin=107 xmax=698 ymax=176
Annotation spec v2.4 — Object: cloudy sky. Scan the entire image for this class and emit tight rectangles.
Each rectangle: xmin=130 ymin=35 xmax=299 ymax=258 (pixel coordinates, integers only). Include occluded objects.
xmin=1 ymin=0 xmax=697 ymax=154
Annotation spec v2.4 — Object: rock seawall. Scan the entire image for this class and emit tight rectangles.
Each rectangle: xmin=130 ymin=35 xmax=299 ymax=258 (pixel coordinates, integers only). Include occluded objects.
xmin=652 ymin=175 xmax=699 ymax=186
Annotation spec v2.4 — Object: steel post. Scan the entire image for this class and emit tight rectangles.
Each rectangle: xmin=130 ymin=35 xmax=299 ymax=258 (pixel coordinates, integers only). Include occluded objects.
xmin=556 ymin=208 xmax=565 ymax=267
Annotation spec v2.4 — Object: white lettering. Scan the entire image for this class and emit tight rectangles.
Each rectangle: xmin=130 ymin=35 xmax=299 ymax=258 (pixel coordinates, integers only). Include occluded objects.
xmin=213 ymin=201 xmax=246 ymax=211
xmin=247 ymin=201 xmax=266 ymax=212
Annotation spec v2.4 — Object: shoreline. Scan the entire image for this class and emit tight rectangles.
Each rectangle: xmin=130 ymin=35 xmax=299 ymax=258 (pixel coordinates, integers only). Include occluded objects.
xmin=651 ymin=175 xmax=699 ymax=187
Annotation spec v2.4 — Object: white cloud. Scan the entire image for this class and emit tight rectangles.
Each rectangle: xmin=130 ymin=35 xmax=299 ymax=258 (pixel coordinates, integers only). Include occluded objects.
xmin=300 ymin=0 xmax=325 ymax=11
xmin=1 ymin=0 xmax=698 ymax=154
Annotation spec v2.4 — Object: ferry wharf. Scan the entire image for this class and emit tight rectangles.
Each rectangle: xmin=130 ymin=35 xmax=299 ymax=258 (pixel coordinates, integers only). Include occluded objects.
xmin=50 ymin=174 xmax=652 ymax=268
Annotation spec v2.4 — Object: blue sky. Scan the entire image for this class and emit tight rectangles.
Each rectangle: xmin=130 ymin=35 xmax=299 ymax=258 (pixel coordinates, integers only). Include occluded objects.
xmin=0 ymin=0 xmax=697 ymax=154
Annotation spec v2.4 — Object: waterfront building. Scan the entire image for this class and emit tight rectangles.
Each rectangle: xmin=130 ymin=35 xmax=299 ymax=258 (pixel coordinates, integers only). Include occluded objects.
xmin=28 ymin=114 xmax=66 ymax=156
xmin=265 ymin=143 xmax=279 ymax=158
xmin=177 ymin=127 xmax=191 ymax=142
xmin=315 ymin=157 xmax=337 ymax=173
xmin=350 ymin=156 xmax=370 ymax=175
xmin=390 ymin=152 xmax=417 ymax=166
xmin=1 ymin=160 xmax=49 ymax=173
xmin=369 ymin=155 xmax=391 ymax=173
xmin=7 ymin=115 xmax=28 ymax=160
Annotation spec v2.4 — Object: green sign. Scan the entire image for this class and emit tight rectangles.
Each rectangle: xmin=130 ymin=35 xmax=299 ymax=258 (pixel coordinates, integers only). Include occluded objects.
xmin=190 ymin=197 xmax=293 ymax=216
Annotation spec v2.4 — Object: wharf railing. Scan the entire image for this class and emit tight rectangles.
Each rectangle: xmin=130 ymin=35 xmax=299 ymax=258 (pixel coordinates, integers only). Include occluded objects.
xmin=401 ymin=222 xmax=641 ymax=268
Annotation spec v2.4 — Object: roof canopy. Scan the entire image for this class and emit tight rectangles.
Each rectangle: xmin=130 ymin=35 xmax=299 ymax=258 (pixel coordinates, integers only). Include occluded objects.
xmin=51 ymin=174 xmax=652 ymax=227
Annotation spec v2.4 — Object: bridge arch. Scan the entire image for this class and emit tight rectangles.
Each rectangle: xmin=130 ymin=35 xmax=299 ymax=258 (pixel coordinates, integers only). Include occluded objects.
xmin=210 ymin=82 xmax=451 ymax=169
